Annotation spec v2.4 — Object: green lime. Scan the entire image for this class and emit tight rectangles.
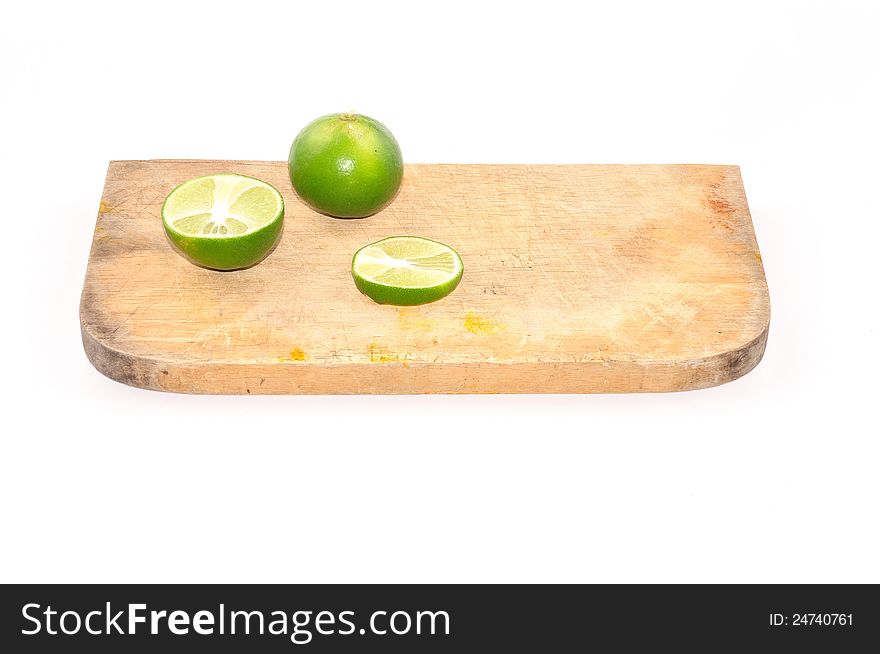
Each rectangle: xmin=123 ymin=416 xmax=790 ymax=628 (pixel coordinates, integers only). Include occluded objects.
xmin=352 ymin=236 xmax=463 ymax=306
xmin=288 ymin=113 xmax=403 ymax=218
xmin=161 ymin=173 xmax=284 ymax=271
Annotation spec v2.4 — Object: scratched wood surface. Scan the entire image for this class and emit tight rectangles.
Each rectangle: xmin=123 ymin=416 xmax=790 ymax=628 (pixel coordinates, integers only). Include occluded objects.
xmin=80 ymin=160 xmax=770 ymax=394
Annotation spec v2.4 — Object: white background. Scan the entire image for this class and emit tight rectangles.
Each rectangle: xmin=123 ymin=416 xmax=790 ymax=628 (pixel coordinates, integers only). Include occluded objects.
xmin=1 ymin=0 xmax=878 ymax=583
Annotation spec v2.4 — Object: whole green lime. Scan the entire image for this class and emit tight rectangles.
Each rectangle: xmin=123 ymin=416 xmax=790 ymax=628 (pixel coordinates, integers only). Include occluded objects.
xmin=288 ymin=113 xmax=403 ymax=218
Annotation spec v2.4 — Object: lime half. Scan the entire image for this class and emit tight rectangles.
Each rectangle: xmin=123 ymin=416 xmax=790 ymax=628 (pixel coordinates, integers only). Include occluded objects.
xmin=162 ymin=173 xmax=284 ymax=270
xmin=352 ymin=236 xmax=463 ymax=306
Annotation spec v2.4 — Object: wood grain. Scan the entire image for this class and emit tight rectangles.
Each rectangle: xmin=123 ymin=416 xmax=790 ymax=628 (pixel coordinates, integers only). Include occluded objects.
xmin=80 ymin=160 xmax=770 ymax=393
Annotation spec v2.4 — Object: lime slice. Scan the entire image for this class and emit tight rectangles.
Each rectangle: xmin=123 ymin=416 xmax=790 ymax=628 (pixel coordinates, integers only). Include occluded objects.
xmin=161 ymin=173 xmax=284 ymax=270
xmin=352 ymin=236 xmax=463 ymax=305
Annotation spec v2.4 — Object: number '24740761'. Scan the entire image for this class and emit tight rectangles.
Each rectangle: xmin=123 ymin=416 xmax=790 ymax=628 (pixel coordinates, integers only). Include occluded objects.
xmin=769 ymin=613 xmax=853 ymax=627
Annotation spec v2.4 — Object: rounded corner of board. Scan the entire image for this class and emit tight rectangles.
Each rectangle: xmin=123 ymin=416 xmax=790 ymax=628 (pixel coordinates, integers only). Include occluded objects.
xmin=688 ymin=322 xmax=770 ymax=392
xmin=80 ymin=322 xmax=168 ymax=393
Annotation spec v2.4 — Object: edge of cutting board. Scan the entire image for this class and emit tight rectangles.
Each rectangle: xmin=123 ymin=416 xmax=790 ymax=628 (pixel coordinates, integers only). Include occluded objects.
xmin=80 ymin=312 xmax=769 ymax=394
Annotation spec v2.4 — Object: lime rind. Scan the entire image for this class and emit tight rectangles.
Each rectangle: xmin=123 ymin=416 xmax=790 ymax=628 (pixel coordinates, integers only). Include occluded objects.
xmin=352 ymin=236 xmax=463 ymax=306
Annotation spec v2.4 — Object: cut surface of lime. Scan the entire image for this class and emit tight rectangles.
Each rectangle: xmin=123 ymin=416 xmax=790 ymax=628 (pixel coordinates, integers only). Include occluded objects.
xmin=162 ymin=173 xmax=284 ymax=270
xmin=352 ymin=236 xmax=463 ymax=306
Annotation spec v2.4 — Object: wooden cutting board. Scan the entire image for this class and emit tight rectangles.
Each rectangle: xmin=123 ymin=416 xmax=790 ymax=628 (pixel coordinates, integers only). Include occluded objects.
xmin=80 ymin=160 xmax=770 ymax=394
